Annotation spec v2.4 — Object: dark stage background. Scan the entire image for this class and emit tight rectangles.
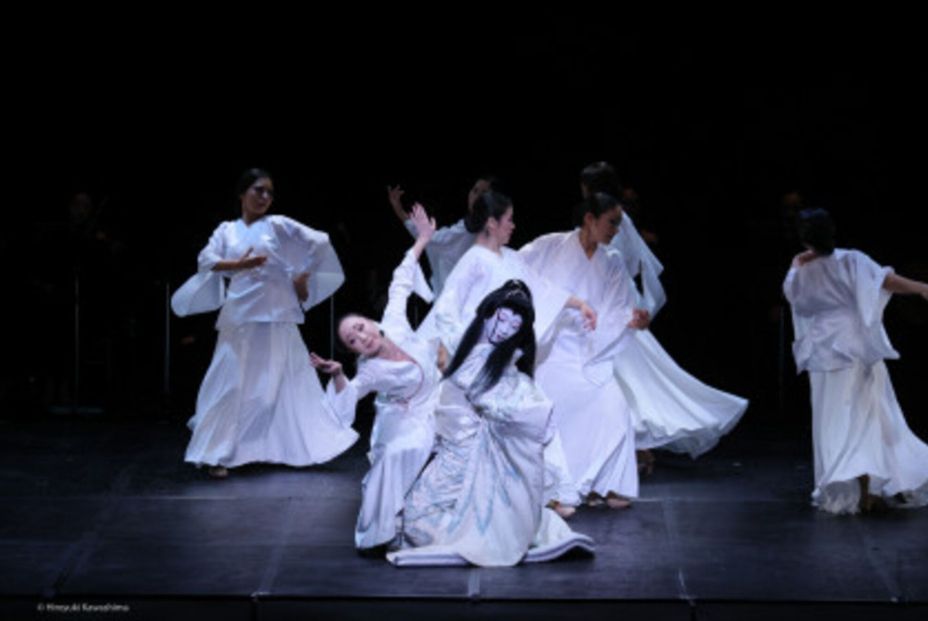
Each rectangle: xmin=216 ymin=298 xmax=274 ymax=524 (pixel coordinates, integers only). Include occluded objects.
xmin=4 ymin=16 xmax=926 ymax=440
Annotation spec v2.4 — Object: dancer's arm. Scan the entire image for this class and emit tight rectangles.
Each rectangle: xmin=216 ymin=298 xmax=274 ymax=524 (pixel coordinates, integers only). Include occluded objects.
xmin=409 ymin=203 xmax=436 ymax=259
xmin=883 ymin=273 xmax=928 ymax=299
xmin=310 ymin=353 xmax=348 ymax=393
xmin=388 ymin=185 xmax=408 ymax=224
xmin=212 ymin=247 xmax=267 ymax=271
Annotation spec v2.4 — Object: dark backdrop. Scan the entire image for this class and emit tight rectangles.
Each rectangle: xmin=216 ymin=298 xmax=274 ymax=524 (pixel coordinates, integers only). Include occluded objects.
xmin=5 ymin=14 xmax=926 ymax=438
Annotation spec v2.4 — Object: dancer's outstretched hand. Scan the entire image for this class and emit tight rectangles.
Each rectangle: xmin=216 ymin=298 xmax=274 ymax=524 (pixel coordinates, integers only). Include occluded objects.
xmin=410 ymin=203 xmax=436 ymax=243
xmin=310 ymin=352 xmax=342 ymax=376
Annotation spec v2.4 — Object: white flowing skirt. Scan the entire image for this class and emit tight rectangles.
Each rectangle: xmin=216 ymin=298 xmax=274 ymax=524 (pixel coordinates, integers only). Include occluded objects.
xmin=614 ymin=330 xmax=748 ymax=457
xmin=535 ymin=358 xmax=638 ymax=500
xmin=185 ymin=322 xmax=358 ymax=468
xmin=810 ymin=361 xmax=928 ymax=514
xmin=391 ymin=375 xmax=593 ymax=567
xmin=355 ymin=405 xmax=435 ymax=550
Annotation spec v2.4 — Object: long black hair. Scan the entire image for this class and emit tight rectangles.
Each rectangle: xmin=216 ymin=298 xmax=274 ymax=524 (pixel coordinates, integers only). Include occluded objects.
xmin=464 ymin=190 xmax=513 ymax=234
xmin=573 ymin=192 xmax=622 ymax=227
xmin=444 ymin=280 xmax=537 ymax=397
xmin=797 ymin=207 xmax=836 ymax=255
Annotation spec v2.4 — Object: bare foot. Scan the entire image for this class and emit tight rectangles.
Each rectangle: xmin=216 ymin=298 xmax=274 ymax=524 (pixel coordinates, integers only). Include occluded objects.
xmin=605 ymin=492 xmax=632 ymax=510
xmin=586 ymin=493 xmax=605 ymax=507
xmin=208 ymin=466 xmax=229 ymax=479
xmin=548 ymin=501 xmax=577 ymax=519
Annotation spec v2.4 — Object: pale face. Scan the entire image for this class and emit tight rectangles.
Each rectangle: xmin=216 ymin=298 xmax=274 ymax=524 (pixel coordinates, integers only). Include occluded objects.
xmin=467 ymin=178 xmax=492 ymax=211
xmin=338 ymin=315 xmax=383 ymax=356
xmin=484 ymin=307 xmax=524 ymax=345
xmin=487 ymin=205 xmax=515 ymax=246
xmin=585 ymin=205 xmax=623 ymax=246
xmin=240 ymin=177 xmax=274 ymax=221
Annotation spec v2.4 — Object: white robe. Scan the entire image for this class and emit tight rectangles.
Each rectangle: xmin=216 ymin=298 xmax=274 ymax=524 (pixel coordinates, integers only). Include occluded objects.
xmin=324 ymin=249 xmax=440 ymax=549
xmin=520 ymin=231 xmax=639 ymax=499
xmin=609 ymin=217 xmax=747 ymax=457
xmin=388 ymin=343 xmax=594 ymax=567
xmin=423 ymin=244 xmax=579 ymax=505
xmin=173 ymin=215 xmax=358 ymax=468
xmin=784 ymin=248 xmax=928 ymax=514
xmin=429 ymin=245 xmax=571 ymax=355
xmin=404 ymin=218 xmax=475 ymax=296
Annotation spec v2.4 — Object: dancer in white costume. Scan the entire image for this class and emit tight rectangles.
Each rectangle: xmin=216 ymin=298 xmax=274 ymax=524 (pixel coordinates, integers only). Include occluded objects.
xmin=521 ymin=193 xmax=651 ymax=509
xmin=783 ymin=208 xmax=928 ymax=514
xmin=581 ymin=162 xmax=667 ymax=318
xmin=425 ymin=190 xmax=598 ymax=517
xmin=311 ymin=204 xmax=442 ymax=551
xmin=171 ymin=168 xmax=357 ymax=478
xmin=389 ymin=281 xmax=595 ymax=567
xmin=580 ymin=162 xmax=747 ymax=464
xmin=387 ymin=176 xmax=498 ymax=296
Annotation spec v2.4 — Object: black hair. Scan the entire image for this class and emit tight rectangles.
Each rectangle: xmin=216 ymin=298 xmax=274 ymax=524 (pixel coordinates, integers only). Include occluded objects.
xmin=580 ymin=161 xmax=623 ymax=198
xmin=797 ymin=207 xmax=836 ymax=255
xmin=573 ymin=192 xmax=622 ymax=227
xmin=464 ymin=190 xmax=513 ymax=234
xmin=444 ymin=280 xmax=537 ymax=397
xmin=234 ymin=168 xmax=274 ymax=202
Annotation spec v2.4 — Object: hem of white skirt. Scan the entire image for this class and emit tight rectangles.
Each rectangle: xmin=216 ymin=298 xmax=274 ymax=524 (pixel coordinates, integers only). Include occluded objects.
xmin=385 ymin=533 xmax=595 ymax=567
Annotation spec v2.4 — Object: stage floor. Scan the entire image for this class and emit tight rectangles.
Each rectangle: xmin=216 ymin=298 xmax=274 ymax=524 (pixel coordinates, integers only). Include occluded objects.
xmin=1 ymin=414 xmax=926 ymax=620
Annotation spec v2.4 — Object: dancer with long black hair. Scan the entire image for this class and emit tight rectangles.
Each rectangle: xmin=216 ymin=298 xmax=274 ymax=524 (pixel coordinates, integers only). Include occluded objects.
xmin=426 ymin=189 xmax=597 ymax=516
xmin=389 ymin=280 xmax=594 ymax=566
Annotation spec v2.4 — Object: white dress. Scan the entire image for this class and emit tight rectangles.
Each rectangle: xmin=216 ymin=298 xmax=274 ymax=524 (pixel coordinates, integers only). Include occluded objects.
xmin=404 ymin=218 xmax=475 ymax=296
xmin=783 ymin=248 xmax=928 ymax=514
xmin=323 ymin=249 xmax=441 ymax=549
xmin=424 ymin=244 xmax=579 ymax=505
xmin=172 ymin=215 xmax=358 ymax=468
xmin=388 ymin=343 xmax=595 ymax=567
xmin=520 ymin=231 xmax=639 ymax=499
xmin=609 ymin=216 xmax=747 ymax=457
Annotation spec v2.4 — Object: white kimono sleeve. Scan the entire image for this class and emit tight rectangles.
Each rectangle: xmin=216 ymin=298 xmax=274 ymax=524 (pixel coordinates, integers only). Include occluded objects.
xmin=323 ymin=363 xmax=382 ymax=428
xmin=849 ymin=250 xmax=893 ymax=330
xmin=782 ymin=266 xmax=814 ymax=371
xmin=611 ymin=214 xmax=666 ymax=318
xmin=171 ymin=223 xmax=229 ymax=316
xmin=582 ymin=252 xmax=637 ymax=384
xmin=516 ymin=237 xmax=578 ymax=344
xmin=274 ymin=216 xmax=345 ymax=311
xmin=433 ymin=251 xmax=485 ymax=354
xmin=381 ymin=248 xmax=434 ymax=337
